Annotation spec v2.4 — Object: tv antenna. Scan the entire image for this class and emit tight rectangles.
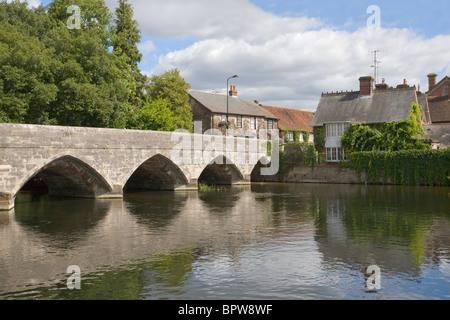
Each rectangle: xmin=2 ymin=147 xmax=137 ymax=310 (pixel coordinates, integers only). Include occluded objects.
xmin=371 ymin=49 xmax=382 ymax=84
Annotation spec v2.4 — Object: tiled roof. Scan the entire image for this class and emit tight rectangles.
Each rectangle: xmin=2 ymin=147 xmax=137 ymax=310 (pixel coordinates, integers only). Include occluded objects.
xmin=311 ymin=87 xmax=417 ymax=126
xmin=261 ymin=105 xmax=314 ymax=132
xmin=188 ymin=90 xmax=277 ymax=119
xmin=423 ymin=124 xmax=450 ymax=147
xmin=428 ymin=96 xmax=450 ymax=123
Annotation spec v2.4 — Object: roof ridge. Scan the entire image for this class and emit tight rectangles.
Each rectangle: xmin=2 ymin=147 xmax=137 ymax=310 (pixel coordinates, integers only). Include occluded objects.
xmin=261 ymin=104 xmax=313 ymax=113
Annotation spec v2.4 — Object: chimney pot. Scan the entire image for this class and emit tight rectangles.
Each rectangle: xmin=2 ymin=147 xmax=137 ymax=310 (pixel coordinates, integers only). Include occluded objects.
xmin=229 ymin=85 xmax=238 ymax=97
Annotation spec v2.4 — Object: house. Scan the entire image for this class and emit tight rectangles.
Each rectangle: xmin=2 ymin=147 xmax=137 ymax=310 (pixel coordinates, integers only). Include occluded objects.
xmin=188 ymin=86 xmax=278 ymax=139
xmin=422 ymin=73 xmax=450 ymax=149
xmin=260 ymin=105 xmax=315 ymax=144
xmin=311 ymin=76 xmax=423 ymax=162
xmin=426 ymin=73 xmax=450 ymax=124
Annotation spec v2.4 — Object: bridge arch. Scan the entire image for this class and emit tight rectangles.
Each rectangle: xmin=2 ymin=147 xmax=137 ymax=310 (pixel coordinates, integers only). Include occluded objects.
xmin=250 ymin=156 xmax=275 ymax=182
xmin=124 ymin=154 xmax=189 ymax=192
xmin=15 ymin=155 xmax=113 ymax=199
xmin=198 ymin=155 xmax=244 ymax=186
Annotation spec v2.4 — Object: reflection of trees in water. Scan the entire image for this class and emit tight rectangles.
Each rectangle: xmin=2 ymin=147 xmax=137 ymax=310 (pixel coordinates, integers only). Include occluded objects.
xmin=124 ymin=191 xmax=188 ymax=230
xmin=312 ymin=184 xmax=450 ymax=271
xmin=46 ymin=249 xmax=197 ymax=300
xmin=14 ymin=193 xmax=111 ymax=248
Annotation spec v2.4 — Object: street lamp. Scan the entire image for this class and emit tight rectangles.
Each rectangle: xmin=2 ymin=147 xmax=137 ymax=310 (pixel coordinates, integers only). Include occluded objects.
xmin=226 ymin=75 xmax=239 ymax=123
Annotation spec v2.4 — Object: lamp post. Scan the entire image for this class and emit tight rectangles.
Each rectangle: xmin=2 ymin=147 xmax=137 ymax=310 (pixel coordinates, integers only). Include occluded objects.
xmin=226 ymin=75 xmax=239 ymax=124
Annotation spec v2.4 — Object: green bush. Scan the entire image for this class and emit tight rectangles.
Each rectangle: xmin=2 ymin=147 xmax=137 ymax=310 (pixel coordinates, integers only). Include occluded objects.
xmin=343 ymin=149 xmax=450 ymax=186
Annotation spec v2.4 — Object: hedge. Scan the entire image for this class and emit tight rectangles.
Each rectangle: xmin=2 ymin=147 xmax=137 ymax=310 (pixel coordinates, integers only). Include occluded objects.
xmin=342 ymin=149 xmax=450 ymax=186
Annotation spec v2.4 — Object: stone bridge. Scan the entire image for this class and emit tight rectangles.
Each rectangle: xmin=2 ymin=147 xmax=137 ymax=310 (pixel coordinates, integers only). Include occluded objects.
xmin=0 ymin=123 xmax=278 ymax=211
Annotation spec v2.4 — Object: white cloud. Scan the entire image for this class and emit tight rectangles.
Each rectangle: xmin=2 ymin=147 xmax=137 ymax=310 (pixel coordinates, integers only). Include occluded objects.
xmin=138 ymin=40 xmax=156 ymax=55
xmin=152 ymin=26 xmax=450 ymax=111
xmin=110 ymin=0 xmax=321 ymax=42
xmin=105 ymin=1 xmax=450 ymax=111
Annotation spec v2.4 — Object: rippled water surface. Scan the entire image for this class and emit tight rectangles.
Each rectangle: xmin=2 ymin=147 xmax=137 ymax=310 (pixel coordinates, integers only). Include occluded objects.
xmin=0 ymin=183 xmax=449 ymax=300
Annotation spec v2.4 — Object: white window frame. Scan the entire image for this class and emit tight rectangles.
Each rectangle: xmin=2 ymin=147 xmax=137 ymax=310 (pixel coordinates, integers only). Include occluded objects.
xmin=326 ymin=123 xmax=350 ymax=138
xmin=287 ymin=131 xmax=294 ymax=141
xmin=250 ymin=117 xmax=256 ymax=130
xmin=267 ymin=119 xmax=273 ymax=130
xmin=237 ymin=115 xmax=242 ymax=128
xmin=326 ymin=147 xmax=346 ymax=162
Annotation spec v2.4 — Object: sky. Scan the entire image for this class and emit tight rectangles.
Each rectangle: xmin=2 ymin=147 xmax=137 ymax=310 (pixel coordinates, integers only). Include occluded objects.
xmin=23 ymin=0 xmax=450 ymax=111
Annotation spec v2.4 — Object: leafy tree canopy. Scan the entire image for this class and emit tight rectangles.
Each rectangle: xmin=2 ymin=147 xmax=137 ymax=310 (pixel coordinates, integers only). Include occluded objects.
xmin=0 ymin=1 xmax=192 ymax=132
xmin=146 ymin=69 xmax=193 ymax=132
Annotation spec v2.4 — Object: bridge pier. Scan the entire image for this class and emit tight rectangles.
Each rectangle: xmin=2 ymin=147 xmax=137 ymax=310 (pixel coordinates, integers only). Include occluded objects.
xmin=96 ymin=185 xmax=125 ymax=199
xmin=0 ymin=193 xmax=15 ymax=211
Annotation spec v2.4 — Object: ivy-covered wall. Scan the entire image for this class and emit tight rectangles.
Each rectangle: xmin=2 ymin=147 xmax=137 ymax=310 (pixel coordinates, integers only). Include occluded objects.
xmin=342 ymin=149 xmax=450 ymax=186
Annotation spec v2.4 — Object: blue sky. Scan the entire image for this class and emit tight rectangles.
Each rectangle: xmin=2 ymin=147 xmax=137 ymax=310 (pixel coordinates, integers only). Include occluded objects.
xmin=251 ymin=0 xmax=448 ymax=36
xmin=30 ymin=1 xmax=450 ymax=110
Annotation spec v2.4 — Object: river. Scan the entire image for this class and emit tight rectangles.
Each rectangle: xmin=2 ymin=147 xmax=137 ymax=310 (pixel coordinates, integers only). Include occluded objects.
xmin=0 ymin=183 xmax=449 ymax=300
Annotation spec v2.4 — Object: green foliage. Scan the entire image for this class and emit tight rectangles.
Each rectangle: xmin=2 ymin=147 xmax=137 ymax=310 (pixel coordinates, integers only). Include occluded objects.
xmin=47 ymin=0 xmax=112 ymax=47
xmin=198 ymin=182 xmax=226 ymax=192
xmin=0 ymin=20 xmax=58 ymax=124
xmin=146 ymin=69 xmax=193 ymax=131
xmin=341 ymin=123 xmax=383 ymax=152
xmin=343 ymin=149 xmax=450 ymax=186
xmin=282 ymin=129 xmax=312 ymax=144
xmin=342 ymin=103 xmax=431 ymax=153
xmin=278 ymin=144 xmax=317 ymax=179
xmin=127 ymin=98 xmax=177 ymax=132
xmin=112 ymin=0 xmax=142 ymax=69
xmin=111 ymin=0 xmax=146 ymax=106
xmin=313 ymin=126 xmax=325 ymax=151
xmin=0 ymin=1 xmax=183 ymax=132
xmin=380 ymin=103 xmax=429 ymax=151
xmin=313 ymin=126 xmax=325 ymax=162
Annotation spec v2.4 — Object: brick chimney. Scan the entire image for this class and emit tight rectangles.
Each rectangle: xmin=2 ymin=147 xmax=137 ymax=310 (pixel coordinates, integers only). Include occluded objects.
xmin=397 ymin=79 xmax=409 ymax=89
xmin=229 ymin=85 xmax=238 ymax=97
xmin=359 ymin=76 xmax=374 ymax=95
xmin=427 ymin=73 xmax=437 ymax=92
xmin=375 ymin=78 xmax=388 ymax=91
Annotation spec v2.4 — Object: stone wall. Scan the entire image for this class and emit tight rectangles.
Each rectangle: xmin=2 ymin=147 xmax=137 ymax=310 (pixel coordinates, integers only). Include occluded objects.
xmin=283 ymin=165 xmax=366 ymax=184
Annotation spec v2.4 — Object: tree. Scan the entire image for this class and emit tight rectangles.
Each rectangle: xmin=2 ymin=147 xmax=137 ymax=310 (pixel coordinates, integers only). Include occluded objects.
xmin=380 ymin=103 xmax=429 ymax=151
xmin=42 ymin=25 xmax=130 ymax=128
xmin=0 ymin=19 xmax=58 ymax=124
xmin=128 ymin=98 xmax=177 ymax=132
xmin=0 ymin=1 xmax=183 ymax=133
xmin=146 ymin=69 xmax=193 ymax=131
xmin=112 ymin=0 xmax=142 ymax=71
xmin=111 ymin=0 xmax=145 ymax=106
xmin=47 ymin=0 xmax=112 ymax=47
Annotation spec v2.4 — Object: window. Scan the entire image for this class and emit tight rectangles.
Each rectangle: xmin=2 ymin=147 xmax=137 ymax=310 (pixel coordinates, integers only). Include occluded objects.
xmin=221 ymin=114 xmax=227 ymax=122
xmin=445 ymin=86 xmax=449 ymax=96
xmin=326 ymin=123 xmax=350 ymax=137
xmin=287 ymin=131 xmax=294 ymax=141
xmin=267 ymin=119 xmax=273 ymax=130
xmin=250 ymin=117 xmax=256 ymax=130
xmin=326 ymin=148 xmax=347 ymax=162
xmin=237 ymin=116 xmax=242 ymax=128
